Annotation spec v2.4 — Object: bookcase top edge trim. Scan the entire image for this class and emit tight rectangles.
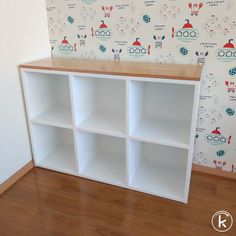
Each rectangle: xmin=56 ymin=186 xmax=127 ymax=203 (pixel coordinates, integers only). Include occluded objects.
xmin=20 ymin=58 xmax=202 ymax=81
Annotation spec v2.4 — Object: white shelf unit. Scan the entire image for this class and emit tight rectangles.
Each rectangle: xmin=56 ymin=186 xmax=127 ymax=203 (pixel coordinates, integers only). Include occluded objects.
xmin=129 ymin=80 xmax=195 ymax=149
xmin=30 ymin=124 xmax=77 ymax=175
xmin=128 ymin=140 xmax=188 ymax=202
xmin=23 ymin=72 xmax=73 ymax=129
xmin=21 ymin=66 xmax=200 ymax=203
xmin=72 ymin=75 xmax=126 ymax=137
xmin=77 ymin=132 xmax=126 ymax=187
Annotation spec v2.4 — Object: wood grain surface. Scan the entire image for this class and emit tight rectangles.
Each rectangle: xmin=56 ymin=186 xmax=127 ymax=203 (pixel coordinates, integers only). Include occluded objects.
xmin=0 ymin=161 xmax=34 ymax=194
xmin=20 ymin=58 xmax=202 ymax=81
xmin=0 ymin=168 xmax=235 ymax=236
xmin=193 ymin=164 xmax=236 ymax=180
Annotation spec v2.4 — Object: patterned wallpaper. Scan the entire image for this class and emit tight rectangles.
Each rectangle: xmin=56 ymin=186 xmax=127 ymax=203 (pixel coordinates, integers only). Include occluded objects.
xmin=46 ymin=0 xmax=236 ymax=173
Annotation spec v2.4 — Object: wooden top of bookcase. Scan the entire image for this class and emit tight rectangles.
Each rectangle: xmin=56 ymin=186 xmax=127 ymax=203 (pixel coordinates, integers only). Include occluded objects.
xmin=20 ymin=58 xmax=202 ymax=81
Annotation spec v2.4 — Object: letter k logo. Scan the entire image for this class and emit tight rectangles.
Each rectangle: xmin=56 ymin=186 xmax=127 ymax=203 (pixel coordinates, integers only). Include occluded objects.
xmin=218 ymin=214 xmax=227 ymax=228
xmin=211 ymin=210 xmax=233 ymax=232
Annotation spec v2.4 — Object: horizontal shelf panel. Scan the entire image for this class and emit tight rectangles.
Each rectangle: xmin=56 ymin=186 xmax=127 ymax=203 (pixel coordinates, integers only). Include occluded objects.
xmin=31 ymin=105 xmax=73 ymax=129
xmin=78 ymin=112 xmax=126 ymax=138
xmin=131 ymin=117 xmax=191 ymax=149
xmin=130 ymin=159 xmax=186 ymax=202
xmin=37 ymin=144 xmax=77 ymax=175
xmin=129 ymin=136 xmax=189 ymax=150
xmin=80 ymin=151 xmax=126 ymax=187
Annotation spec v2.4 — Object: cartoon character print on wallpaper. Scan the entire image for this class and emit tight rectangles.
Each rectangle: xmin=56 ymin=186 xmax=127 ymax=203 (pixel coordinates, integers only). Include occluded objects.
xmin=45 ymin=0 xmax=236 ymax=173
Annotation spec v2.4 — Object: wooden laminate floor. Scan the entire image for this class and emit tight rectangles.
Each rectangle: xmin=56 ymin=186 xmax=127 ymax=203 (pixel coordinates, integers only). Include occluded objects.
xmin=0 ymin=168 xmax=235 ymax=236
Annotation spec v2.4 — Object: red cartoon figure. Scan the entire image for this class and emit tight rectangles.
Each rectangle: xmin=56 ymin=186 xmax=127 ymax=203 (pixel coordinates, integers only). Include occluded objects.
xmin=62 ymin=36 xmax=69 ymax=44
xmin=102 ymin=6 xmax=113 ymax=18
xmin=188 ymin=2 xmax=203 ymax=16
xmin=91 ymin=20 xmax=112 ymax=41
xmin=213 ymin=160 xmax=226 ymax=170
xmin=172 ymin=19 xmax=198 ymax=42
xmin=205 ymin=127 xmax=232 ymax=145
xmin=231 ymin=164 xmax=236 ymax=173
xmin=99 ymin=20 xmax=108 ymax=28
xmin=58 ymin=37 xmax=76 ymax=55
xmin=216 ymin=39 xmax=236 ymax=62
xmin=183 ymin=19 xmax=193 ymax=28
xmin=225 ymin=81 xmax=236 ymax=93
xmin=128 ymin=38 xmax=151 ymax=58
xmin=223 ymin=39 xmax=235 ymax=48
xmin=132 ymin=38 xmax=142 ymax=46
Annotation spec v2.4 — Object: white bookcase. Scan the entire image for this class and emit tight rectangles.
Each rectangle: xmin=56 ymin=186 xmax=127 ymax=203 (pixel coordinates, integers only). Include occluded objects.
xmin=21 ymin=59 xmax=201 ymax=203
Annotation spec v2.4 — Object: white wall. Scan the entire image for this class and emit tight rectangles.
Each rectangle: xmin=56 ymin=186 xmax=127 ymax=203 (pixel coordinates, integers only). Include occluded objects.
xmin=0 ymin=0 xmax=50 ymax=184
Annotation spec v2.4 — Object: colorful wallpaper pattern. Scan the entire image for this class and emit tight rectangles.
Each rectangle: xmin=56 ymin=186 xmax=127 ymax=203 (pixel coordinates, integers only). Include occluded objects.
xmin=46 ymin=0 xmax=236 ymax=173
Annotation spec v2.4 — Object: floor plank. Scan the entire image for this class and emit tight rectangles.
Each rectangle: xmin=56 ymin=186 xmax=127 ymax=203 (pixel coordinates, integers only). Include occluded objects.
xmin=0 ymin=168 xmax=235 ymax=236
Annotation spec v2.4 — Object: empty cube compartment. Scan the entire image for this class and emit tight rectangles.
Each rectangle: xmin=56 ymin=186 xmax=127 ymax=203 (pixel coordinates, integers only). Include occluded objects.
xmin=77 ymin=132 xmax=126 ymax=186
xmin=128 ymin=140 xmax=188 ymax=202
xmin=72 ymin=76 xmax=126 ymax=137
xmin=23 ymin=72 xmax=72 ymax=128
xmin=129 ymin=80 xmax=195 ymax=147
xmin=31 ymin=124 xmax=77 ymax=175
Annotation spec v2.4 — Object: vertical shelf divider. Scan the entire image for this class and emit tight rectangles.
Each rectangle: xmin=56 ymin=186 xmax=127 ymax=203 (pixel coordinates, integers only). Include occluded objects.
xmin=183 ymin=82 xmax=201 ymax=203
xmin=126 ymin=79 xmax=130 ymax=187
xmin=69 ymin=74 xmax=79 ymax=175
